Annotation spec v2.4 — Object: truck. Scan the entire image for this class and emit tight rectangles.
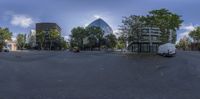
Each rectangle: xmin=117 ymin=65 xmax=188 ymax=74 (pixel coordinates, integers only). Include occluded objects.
xmin=158 ymin=43 xmax=176 ymax=57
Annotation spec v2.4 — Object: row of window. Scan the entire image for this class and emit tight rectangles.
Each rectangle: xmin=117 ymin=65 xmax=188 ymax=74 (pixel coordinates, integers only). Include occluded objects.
xmin=129 ymin=44 xmax=159 ymax=52
xmin=142 ymin=36 xmax=159 ymax=41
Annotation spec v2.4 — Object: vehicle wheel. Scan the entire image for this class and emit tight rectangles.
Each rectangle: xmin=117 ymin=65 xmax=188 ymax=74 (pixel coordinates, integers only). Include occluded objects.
xmin=162 ymin=53 xmax=166 ymax=57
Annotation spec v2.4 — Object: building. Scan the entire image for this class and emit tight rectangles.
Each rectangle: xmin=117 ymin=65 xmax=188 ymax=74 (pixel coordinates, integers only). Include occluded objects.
xmin=36 ymin=23 xmax=61 ymax=50
xmin=26 ymin=29 xmax=36 ymax=48
xmin=127 ymin=27 xmax=162 ymax=53
xmin=88 ymin=18 xmax=113 ymax=36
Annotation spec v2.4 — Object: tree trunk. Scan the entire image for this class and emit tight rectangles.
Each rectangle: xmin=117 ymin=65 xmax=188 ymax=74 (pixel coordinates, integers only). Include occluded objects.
xmin=40 ymin=43 xmax=43 ymax=50
xmin=50 ymin=40 xmax=52 ymax=50
xmin=99 ymin=40 xmax=101 ymax=51
xmin=81 ymin=39 xmax=84 ymax=50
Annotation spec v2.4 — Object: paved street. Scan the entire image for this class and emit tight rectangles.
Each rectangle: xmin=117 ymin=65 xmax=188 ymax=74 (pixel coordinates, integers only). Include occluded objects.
xmin=0 ymin=51 xmax=200 ymax=99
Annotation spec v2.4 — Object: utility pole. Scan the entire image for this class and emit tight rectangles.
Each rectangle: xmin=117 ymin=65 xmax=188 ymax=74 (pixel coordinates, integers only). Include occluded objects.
xmin=169 ymin=30 xmax=173 ymax=43
xmin=149 ymin=27 xmax=152 ymax=52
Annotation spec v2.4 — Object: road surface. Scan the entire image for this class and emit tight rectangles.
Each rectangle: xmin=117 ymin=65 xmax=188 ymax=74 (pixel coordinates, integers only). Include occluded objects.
xmin=0 ymin=51 xmax=200 ymax=99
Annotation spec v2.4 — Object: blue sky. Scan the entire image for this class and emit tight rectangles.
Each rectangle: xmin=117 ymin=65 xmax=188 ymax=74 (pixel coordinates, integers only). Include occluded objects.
xmin=0 ymin=0 xmax=199 ymax=42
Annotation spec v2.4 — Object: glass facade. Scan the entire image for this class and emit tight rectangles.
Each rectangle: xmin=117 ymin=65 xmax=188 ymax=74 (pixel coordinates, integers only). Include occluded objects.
xmin=88 ymin=18 xmax=113 ymax=35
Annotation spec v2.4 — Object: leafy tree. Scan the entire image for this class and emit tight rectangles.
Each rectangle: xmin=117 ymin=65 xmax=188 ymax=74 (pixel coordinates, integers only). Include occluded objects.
xmin=60 ymin=37 xmax=68 ymax=50
xmin=116 ymin=35 xmax=126 ymax=50
xmin=87 ymin=35 xmax=97 ymax=50
xmin=147 ymin=8 xmax=183 ymax=43
xmin=17 ymin=34 xmax=26 ymax=50
xmin=36 ymin=30 xmax=45 ymax=50
xmin=105 ymin=34 xmax=117 ymax=49
xmin=189 ymin=27 xmax=200 ymax=42
xmin=0 ymin=27 xmax=12 ymax=51
xmin=49 ymin=29 xmax=60 ymax=50
xmin=189 ymin=27 xmax=200 ymax=50
xmin=120 ymin=15 xmax=144 ymax=43
xmin=70 ymin=27 xmax=87 ymax=49
xmin=177 ymin=36 xmax=191 ymax=51
xmin=86 ymin=26 xmax=104 ymax=50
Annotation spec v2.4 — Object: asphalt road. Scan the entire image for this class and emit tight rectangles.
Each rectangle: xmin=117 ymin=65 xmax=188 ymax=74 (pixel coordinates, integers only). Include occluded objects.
xmin=0 ymin=51 xmax=200 ymax=99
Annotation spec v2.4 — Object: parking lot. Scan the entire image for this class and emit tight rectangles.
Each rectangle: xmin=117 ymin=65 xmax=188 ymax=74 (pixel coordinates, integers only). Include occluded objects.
xmin=0 ymin=51 xmax=200 ymax=99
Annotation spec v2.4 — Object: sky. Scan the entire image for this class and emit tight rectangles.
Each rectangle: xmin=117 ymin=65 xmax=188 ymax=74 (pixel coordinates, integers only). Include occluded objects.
xmin=0 ymin=0 xmax=200 ymax=42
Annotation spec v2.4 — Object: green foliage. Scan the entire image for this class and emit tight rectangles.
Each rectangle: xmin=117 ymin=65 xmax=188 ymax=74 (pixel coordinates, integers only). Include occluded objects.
xmin=50 ymin=29 xmax=60 ymax=40
xmin=60 ymin=37 xmax=69 ymax=50
xmin=0 ymin=27 xmax=12 ymax=50
xmin=49 ymin=29 xmax=60 ymax=50
xmin=120 ymin=15 xmax=144 ymax=42
xmin=189 ymin=27 xmax=200 ymax=42
xmin=85 ymin=26 xmax=104 ymax=49
xmin=36 ymin=30 xmax=45 ymax=50
xmin=119 ymin=8 xmax=183 ymax=44
xmin=17 ymin=34 xmax=26 ymax=50
xmin=105 ymin=34 xmax=117 ymax=49
xmin=116 ymin=35 xmax=126 ymax=49
xmin=177 ymin=36 xmax=191 ymax=50
xmin=70 ymin=27 xmax=87 ymax=48
xmin=70 ymin=26 xmax=104 ymax=50
xmin=147 ymin=8 xmax=183 ymax=43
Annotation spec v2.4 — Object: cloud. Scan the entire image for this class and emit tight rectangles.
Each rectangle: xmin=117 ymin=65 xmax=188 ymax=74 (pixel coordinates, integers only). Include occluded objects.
xmin=113 ymin=29 xmax=121 ymax=37
xmin=64 ymin=35 xmax=70 ymax=41
xmin=84 ymin=23 xmax=89 ymax=27
xmin=177 ymin=23 xmax=199 ymax=43
xmin=11 ymin=37 xmax=16 ymax=41
xmin=93 ymin=15 xmax=101 ymax=19
xmin=180 ymin=24 xmax=196 ymax=31
xmin=11 ymin=15 xmax=34 ymax=28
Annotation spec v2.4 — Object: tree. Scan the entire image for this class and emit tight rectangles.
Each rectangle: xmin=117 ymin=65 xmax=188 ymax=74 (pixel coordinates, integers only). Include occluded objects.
xmin=147 ymin=8 xmax=183 ymax=43
xmin=120 ymin=15 xmax=144 ymax=43
xmin=0 ymin=27 xmax=12 ymax=51
xmin=86 ymin=26 xmax=104 ymax=50
xmin=36 ymin=30 xmax=45 ymax=50
xmin=17 ymin=34 xmax=26 ymax=50
xmin=49 ymin=29 xmax=60 ymax=50
xmin=87 ymin=35 xmax=96 ymax=50
xmin=70 ymin=27 xmax=87 ymax=49
xmin=189 ymin=27 xmax=200 ymax=50
xmin=116 ymin=35 xmax=126 ymax=50
xmin=189 ymin=27 xmax=200 ymax=42
xmin=70 ymin=26 xmax=104 ymax=50
xmin=105 ymin=34 xmax=117 ymax=49
xmin=60 ymin=37 xmax=68 ymax=50
xmin=177 ymin=36 xmax=191 ymax=51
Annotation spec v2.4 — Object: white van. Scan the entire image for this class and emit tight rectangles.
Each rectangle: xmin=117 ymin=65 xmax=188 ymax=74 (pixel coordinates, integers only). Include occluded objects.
xmin=2 ymin=46 xmax=10 ymax=52
xmin=158 ymin=43 xmax=176 ymax=57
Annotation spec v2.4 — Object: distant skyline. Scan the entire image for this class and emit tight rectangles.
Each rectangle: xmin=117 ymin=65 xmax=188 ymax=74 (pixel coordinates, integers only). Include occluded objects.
xmin=0 ymin=0 xmax=200 ymax=42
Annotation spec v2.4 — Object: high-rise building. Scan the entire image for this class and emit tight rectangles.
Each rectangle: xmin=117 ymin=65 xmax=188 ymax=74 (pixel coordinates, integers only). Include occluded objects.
xmin=127 ymin=27 xmax=162 ymax=53
xmin=36 ymin=23 xmax=61 ymax=50
xmin=88 ymin=18 xmax=113 ymax=36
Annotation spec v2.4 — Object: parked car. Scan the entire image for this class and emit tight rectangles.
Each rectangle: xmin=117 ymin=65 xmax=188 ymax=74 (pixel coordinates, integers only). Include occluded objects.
xmin=2 ymin=46 xmax=10 ymax=52
xmin=158 ymin=43 xmax=176 ymax=57
xmin=73 ymin=47 xmax=80 ymax=53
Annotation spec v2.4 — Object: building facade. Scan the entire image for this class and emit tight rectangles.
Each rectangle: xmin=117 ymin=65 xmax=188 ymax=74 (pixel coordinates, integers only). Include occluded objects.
xmin=88 ymin=18 xmax=113 ymax=36
xmin=127 ymin=27 xmax=162 ymax=53
xmin=36 ymin=23 xmax=61 ymax=50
